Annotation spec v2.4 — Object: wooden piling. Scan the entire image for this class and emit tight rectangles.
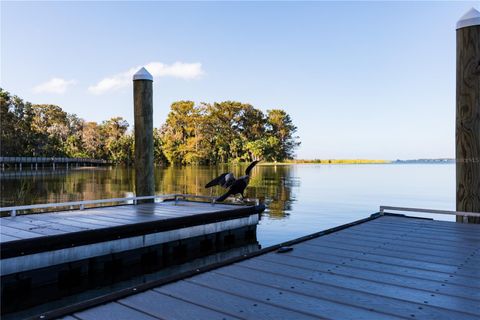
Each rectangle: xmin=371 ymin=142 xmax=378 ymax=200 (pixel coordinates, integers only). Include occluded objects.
xmin=133 ymin=67 xmax=155 ymax=202
xmin=456 ymin=8 xmax=480 ymax=223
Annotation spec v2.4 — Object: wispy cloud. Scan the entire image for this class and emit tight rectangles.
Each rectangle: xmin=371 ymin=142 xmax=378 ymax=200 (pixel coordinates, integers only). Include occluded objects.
xmin=33 ymin=78 xmax=76 ymax=94
xmin=88 ymin=62 xmax=204 ymax=95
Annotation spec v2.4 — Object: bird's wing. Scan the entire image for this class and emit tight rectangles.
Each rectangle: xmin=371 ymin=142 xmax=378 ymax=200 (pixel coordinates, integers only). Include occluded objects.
xmin=205 ymin=172 xmax=235 ymax=188
xmin=245 ymin=160 xmax=260 ymax=175
xmin=215 ymin=189 xmax=233 ymax=202
xmin=216 ymin=179 xmax=247 ymax=202
xmin=223 ymin=173 xmax=236 ymax=188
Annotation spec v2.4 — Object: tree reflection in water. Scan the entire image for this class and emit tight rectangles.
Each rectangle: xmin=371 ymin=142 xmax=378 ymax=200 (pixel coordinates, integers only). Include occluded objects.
xmin=0 ymin=165 xmax=297 ymax=219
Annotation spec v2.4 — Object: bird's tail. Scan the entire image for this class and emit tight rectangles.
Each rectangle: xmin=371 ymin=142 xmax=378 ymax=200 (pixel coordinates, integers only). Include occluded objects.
xmin=215 ymin=190 xmax=232 ymax=202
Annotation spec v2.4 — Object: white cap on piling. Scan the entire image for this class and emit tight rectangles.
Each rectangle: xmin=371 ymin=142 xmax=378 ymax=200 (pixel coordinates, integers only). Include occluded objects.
xmin=133 ymin=67 xmax=153 ymax=81
xmin=457 ymin=7 xmax=480 ymax=29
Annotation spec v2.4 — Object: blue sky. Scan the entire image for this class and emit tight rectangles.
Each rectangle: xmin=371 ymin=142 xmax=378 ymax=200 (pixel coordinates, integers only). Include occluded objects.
xmin=1 ymin=1 xmax=477 ymax=159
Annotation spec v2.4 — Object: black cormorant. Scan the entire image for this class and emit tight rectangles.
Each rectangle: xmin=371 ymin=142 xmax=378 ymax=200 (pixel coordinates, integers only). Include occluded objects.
xmin=205 ymin=160 xmax=260 ymax=202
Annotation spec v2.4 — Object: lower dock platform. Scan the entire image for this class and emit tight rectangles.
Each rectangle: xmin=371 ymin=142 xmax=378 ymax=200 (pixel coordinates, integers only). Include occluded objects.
xmin=54 ymin=213 xmax=480 ymax=320
xmin=0 ymin=199 xmax=264 ymax=317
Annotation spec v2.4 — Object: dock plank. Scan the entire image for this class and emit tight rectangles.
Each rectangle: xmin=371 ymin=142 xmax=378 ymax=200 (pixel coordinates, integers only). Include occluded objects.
xmin=254 ymin=252 xmax=480 ymax=301
xmin=1 ymin=200 xmax=255 ymax=246
xmin=337 ymin=233 xmax=480 ymax=254
xmin=155 ymin=280 xmax=321 ymax=320
xmin=349 ymin=224 xmax=480 ymax=243
xmin=23 ymin=215 xmax=114 ymax=230
xmin=217 ymin=263 xmax=479 ymax=320
xmin=78 ymin=211 xmax=163 ymax=223
xmin=0 ymin=219 xmax=69 ymax=236
xmin=119 ymin=290 xmax=239 ymax=320
xmin=360 ymin=216 xmax=479 ymax=229
xmin=340 ymin=228 xmax=480 ymax=249
xmin=185 ymin=271 xmax=404 ymax=320
xmin=321 ymin=231 xmax=479 ymax=254
xmin=74 ymin=301 xmax=160 ymax=320
xmin=369 ymin=219 xmax=480 ymax=234
xmin=250 ymin=254 xmax=480 ymax=315
xmin=356 ymin=217 xmax=480 ymax=234
xmin=55 ymin=215 xmax=480 ymax=320
xmin=353 ymin=223 xmax=480 ymax=241
xmin=289 ymin=242 xmax=480 ymax=278
xmin=302 ymin=241 xmax=479 ymax=268
xmin=2 ymin=216 xmax=89 ymax=233
xmin=260 ymin=245 xmax=480 ymax=288
xmin=311 ymin=236 xmax=480 ymax=265
xmin=0 ymin=234 xmax=20 ymax=242
xmin=378 ymin=216 xmax=480 ymax=231
xmin=66 ymin=213 xmax=151 ymax=224
xmin=1 ymin=224 xmax=44 ymax=239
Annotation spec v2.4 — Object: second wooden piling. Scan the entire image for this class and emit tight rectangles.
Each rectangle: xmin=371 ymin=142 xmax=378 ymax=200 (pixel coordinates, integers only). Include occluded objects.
xmin=456 ymin=8 xmax=480 ymax=223
xmin=133 ymin=67 xmax=155 ymax=202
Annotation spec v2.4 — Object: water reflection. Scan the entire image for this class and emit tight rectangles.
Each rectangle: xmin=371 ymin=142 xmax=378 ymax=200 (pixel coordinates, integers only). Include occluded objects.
xmin=0 ymin=167 xmax=135 ymax=207
xmin=0 ymin=164 xmax=456 ymax=246
xmin=0 ymin=165 xmax=297 ymax=220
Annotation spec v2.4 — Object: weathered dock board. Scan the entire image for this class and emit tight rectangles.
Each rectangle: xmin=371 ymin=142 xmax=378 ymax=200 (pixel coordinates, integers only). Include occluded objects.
xmin=57 ymin=214 xmax=480 ymax=320
xmin=0 ymin=200 xmax=262 ymax=275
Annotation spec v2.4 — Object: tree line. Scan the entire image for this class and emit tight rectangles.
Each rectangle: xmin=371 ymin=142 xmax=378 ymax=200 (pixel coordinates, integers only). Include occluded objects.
xmin=0 ymin=88 xmax=300 ymax=164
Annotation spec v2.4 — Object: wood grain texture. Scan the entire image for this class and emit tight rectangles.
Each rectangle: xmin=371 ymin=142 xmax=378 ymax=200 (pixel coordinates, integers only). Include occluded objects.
xmin=456 ymin=24 xmax=480 ymax=223
xmin=133 ymin=79 xmax=154 ymax=200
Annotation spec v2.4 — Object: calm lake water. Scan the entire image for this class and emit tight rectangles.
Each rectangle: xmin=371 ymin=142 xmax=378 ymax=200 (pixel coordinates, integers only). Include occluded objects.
xmin=0 ymin=163 xmax=455 ymax=247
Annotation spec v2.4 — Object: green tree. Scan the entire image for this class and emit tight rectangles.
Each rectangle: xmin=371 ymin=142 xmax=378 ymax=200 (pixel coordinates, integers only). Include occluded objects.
xmin=64 ymin=114 xmax=85 ymax=157
xmin=0 ymin=89 xmax=19 ymax=156
xmin=0 ymin=89 xmax=38 ymax=156
xmin=266 ymin=109 xmax=300 ymax=160
xmin=1 ymin=88 xmax=300 ymax=164
xmin=102 ymin=117 xmax=129 ymax=160
xmin=245 ymin=136 xmax=280 ymax=161
xmin=81 ymin=122 xmax=104 ymax=159
xmin=30 ymin=104 xmax=71 ymax=156
xmin=154 ymin=128 xmax=168 ymax=165
xmin=109 ymin=133 xmax=134 ymax=163
xmin=160 ymin=101 xmax=205 ymax=164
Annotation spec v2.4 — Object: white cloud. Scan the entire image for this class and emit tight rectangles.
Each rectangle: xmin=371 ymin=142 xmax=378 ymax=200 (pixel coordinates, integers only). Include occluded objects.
xmin=33 ymin=78 xmax=76 ymax=94
xmin=88 ymin=61 xmax=204 ymax=95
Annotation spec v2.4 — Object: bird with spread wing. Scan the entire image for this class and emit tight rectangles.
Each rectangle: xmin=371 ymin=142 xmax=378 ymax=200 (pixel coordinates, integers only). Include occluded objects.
xmin=205 ymin=160 xmax=260 ymax=202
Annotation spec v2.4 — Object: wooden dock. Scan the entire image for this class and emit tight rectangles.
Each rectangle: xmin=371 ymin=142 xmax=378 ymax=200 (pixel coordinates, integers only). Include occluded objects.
xmin=52 ymin=213 xmax=480 ymax=320
xmin=1 ymin=199 xmax=262 ymax=276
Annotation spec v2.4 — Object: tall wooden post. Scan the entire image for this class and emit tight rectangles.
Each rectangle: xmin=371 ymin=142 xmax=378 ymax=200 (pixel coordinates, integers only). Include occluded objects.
xmin=133 ymin=67 xmax=155 ymax=202
xmin=456 ymin=8 xmax=480 ymax=223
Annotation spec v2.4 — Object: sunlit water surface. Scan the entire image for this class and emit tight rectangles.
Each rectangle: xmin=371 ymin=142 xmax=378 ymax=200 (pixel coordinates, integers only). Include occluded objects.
xmin=0 ymin=164 xmax=455 ymax=247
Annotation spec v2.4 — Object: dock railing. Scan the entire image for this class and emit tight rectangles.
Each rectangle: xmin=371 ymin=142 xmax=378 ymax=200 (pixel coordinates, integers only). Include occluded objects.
xmin=0 ymin=156 xmax=109 ymax=164
xmin=379 ymin=205 xmax=480 ymax=222
xmin=0 ymin=194 xmax=260 ymax=217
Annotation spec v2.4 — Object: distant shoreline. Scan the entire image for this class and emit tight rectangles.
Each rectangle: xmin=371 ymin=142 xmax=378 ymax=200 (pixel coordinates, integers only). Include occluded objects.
xmin=262 ymin=159 xmax=390 ymax=165
xmin=261 ymin=158 xmax=455 ymax=165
